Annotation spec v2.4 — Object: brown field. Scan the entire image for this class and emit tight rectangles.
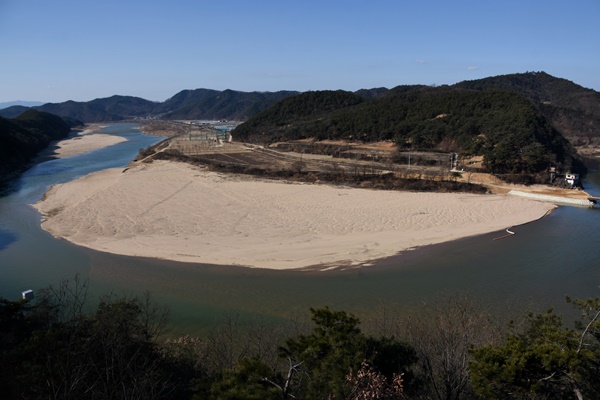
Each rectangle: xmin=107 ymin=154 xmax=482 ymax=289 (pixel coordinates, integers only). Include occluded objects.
xmin=139 ymin=120 xmax=592 ymax=200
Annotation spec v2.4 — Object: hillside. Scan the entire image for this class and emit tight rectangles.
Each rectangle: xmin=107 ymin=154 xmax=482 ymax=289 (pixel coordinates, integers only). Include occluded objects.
xmin=0 ymin=105 xmax=30 ymax=118
xmin=1 ymin=90 xmax=300 ymax=123
xmin=157 ymin=88 xmax=299 ymax=120
xmin=233 ymin=84 xmax=582 ymax=175
xmin=454 ymin=71 xmax=600 ymax=146
xmin=2 ymin=72 xmax=597 ymax=174
xmin=233 ymin=90 xmax=366 ymax=143
xmin=0 ymin=110 xmax=80 ymax=190
xmin=36 ymin=95 xmax=159 ymax=122
xmin=4 ymin=71 xmax=596 ymax=144
xmin=0 ymin=100 xmax=44 ymax=109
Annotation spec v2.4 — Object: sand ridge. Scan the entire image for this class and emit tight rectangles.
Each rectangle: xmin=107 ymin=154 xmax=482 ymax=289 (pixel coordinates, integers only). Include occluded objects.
xmin=34 ymin=160 xmax=556 ymax=270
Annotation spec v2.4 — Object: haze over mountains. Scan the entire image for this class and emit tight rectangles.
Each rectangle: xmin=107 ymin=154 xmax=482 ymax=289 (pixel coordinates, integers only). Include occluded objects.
xmin=0 ymin=89 xmax=300 ymax=122
xmin=0 ymin=101 xmax=45 ymax=110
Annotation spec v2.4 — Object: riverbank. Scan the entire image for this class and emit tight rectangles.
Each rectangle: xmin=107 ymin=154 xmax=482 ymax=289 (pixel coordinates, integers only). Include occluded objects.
xmin=34 ymin=160 xmax=556 ymax=270
xmin=46 ymin=124 xmax=126 ymax=159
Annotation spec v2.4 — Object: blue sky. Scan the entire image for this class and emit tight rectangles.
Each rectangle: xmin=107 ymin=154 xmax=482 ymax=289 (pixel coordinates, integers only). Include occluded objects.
xmin=1 ymin=0 xmax=599 ymax=103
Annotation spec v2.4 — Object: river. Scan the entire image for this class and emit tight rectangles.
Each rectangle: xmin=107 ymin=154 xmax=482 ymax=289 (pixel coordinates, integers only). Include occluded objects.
xmin=1 ymin=123 xmax=599 ymax=335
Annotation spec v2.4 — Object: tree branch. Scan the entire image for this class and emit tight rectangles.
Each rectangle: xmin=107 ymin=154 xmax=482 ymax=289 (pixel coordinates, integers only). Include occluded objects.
xmin=577 ymin=308 xmax=600 ymax=354
xmin=263 ymin=357 xmax=302 ymax=399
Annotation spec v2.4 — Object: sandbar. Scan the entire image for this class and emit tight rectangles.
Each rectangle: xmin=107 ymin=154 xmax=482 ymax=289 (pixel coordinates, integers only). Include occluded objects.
xmin=34 ymin=160 xmax=555 ymax=270
xmin=51 ymin=124 xmax=126 ymax=159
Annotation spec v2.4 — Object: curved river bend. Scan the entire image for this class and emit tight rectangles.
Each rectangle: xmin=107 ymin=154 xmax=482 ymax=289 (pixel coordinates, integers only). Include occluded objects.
xmin=1 ymin=123 xmax=599 ymax=334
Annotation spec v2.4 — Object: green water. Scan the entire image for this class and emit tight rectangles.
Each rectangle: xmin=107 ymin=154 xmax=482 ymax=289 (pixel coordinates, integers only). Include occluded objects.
xmin=1 ymin=123 xmax=599 ymax=335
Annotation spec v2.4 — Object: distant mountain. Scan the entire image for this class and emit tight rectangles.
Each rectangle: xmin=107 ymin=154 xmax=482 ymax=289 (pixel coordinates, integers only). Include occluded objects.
xmin=0 ymin=100 xmax=44 ymax=110
xmin=3 ymin=72 xmax=597 ymax=175
xmin=154 ymin=88 xmax=220 ymax=114
xmin=36 ymin=95 xmax=159 ymax=122
xmin=157 ymin=89 xmax=299 ymax=120
xmin=0 ymin=105 xmax=31 ymax=118
xmin=17 ymin=90 xmax=300 ymax=123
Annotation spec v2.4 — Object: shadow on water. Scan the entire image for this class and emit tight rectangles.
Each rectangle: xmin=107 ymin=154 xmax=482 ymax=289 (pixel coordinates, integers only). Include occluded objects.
xmin=0 ymin=229 xmax=17 ymax=251
xmin=0 ymin=123 xmax=164 ymax=298
xmin=0 ymin=129 xmax=82 ymax=197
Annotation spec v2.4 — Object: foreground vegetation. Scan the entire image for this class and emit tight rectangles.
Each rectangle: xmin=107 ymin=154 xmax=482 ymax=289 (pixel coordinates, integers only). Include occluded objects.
xmin=2 ymin=277 xmax=600 ymax=399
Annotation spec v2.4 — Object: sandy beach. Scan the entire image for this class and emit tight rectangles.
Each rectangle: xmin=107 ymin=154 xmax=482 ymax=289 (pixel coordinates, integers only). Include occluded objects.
xmin=51 ymin=124 xmax=126 ymax=159
xmin=34 ymin=160 xmax=555 ymax=270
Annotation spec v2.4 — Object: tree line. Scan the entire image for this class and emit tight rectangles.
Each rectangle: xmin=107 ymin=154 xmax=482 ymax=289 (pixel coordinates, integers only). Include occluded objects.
xmin=233 ymin=86 xmax=584 ymax=176
xmin=2 ymin=277 xmax=599 ymax=399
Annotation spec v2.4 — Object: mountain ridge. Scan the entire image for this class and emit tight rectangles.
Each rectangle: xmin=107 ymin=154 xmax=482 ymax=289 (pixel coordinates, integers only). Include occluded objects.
xmin=0 ymin=100 xmax=45 ymax=110
xmin=2 ymin=72 xmax=597 ymax=138
xmin=1 ymin=72 xmax=598 ymax=174
xmin=453 ymin=71 xmax=600 ymax=145
xmin=233 ymin=72 xmax=600 ymax=175
xmin=0 ymin=89 xmax=301 ymax=123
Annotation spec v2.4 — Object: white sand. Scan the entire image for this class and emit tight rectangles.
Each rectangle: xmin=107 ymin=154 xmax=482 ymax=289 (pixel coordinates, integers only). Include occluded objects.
xmin=34 ymin=161 xmax=555 ymax=270
xmin=51 ymin=125 xmax=126 ymax=158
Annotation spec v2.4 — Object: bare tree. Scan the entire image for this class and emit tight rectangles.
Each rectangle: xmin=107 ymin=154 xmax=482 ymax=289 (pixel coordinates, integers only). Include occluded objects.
xmin=346 ymin=360 xmax=406 ymax=400
xmin=206 ymin=313 xmax=252 ymax=372
xmin=404 ymin=295 xmax=502 ymax=400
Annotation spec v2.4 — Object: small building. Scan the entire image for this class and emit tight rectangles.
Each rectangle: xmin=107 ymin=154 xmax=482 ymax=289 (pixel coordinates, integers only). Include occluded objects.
xmin=565 ymin=173 xmax=579 ymax=187
xmin=549 ymin=166 xmax=556 ymax=183
xmin=22 ymin=289 xmax=34 ymax=301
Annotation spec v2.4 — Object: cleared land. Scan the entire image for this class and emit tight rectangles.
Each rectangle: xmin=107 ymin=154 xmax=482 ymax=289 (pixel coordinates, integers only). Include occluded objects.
xmin=139 ymin=120 xmax=592 ymax=200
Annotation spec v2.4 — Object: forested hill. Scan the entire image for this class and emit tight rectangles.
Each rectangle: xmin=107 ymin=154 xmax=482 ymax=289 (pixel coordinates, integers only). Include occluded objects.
xmin=0 ymin=90 xmax=300 ymax=123
xmin=157 ymin=89 xmax=300 ymax=120
xmin=233 ymin=83 xmax=582 ymax=174
xmin=233 ymin=90 xmax=366 ymax=142
xmin=4 ymin=71 xmax=595 ymax=135
xmin=36 ymin=96 xmax=159 ymax=122
xmin=454 ymin=72 xmax=600 ymax=146
xmin=0 ymin=110 xmax=80 ymax=189
xmin=0 ymin=105 xmax=30 ymax=118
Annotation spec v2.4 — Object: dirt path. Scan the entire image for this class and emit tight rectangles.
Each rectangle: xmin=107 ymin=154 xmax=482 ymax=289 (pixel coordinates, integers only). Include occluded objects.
xmin=458 ymin=172 xmax=591 ymax=200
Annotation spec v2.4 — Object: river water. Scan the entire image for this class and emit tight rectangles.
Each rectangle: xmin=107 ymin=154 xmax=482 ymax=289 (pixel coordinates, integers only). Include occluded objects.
xmin=1 ymin=123 xmax=599 ymax=334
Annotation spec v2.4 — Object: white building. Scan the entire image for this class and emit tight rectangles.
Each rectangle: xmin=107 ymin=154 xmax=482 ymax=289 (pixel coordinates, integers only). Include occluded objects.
xmin=565 ymin=173 xmax=579 ymax=187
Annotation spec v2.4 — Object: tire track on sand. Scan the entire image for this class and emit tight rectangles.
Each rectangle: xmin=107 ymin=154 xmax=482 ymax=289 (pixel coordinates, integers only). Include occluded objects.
xmin=138 ymin=181 xmax=193 ymax=217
